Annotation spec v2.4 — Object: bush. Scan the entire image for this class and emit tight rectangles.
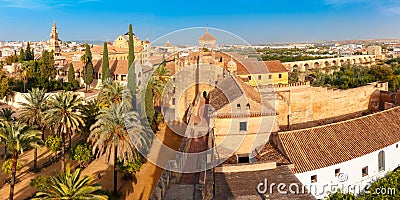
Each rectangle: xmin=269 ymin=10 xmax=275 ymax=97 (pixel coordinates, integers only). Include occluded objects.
xmin=30 ymin=175 xmax=50 ymax=191
xmin=45 ymin=135 xmax=62 ymax=155
xmin=117 ymin=154 xmax=143 ymax=175
xmin=2 ymin=159 xmax=23 ymax=175
xmin=69 ymin=142 xmax=93 ymax=163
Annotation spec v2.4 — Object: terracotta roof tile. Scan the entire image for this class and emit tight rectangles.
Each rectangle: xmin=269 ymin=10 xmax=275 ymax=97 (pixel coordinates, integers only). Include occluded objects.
xmin=278 ymin=107 xmax=400 ymax=173
xmin=209 ymin=75 xmax=267 ymax=112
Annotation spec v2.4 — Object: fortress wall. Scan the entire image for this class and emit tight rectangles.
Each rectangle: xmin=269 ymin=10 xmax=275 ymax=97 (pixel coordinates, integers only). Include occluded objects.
xmin=276 ymin=82 xmax=386 ymax=130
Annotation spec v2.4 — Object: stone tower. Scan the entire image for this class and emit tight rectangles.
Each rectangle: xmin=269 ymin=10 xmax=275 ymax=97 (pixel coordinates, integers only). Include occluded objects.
xmin=50 ymin=21 xmax=61 ymax=56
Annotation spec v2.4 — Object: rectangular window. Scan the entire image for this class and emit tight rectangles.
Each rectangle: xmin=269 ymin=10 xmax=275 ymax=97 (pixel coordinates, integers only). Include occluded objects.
xmin=239 ymin=122 xmax=247 ymax=131
xmin=172 ymin=98 xmax=175 ymax=105
xmin=269 ymin=75 xmax=272 ymax=79
xmin=248 ymin=76 xmax=252 ymax=80
xmin=279 ymin=74 xmax=282 ymax=79
xmin=362 ymin=167 xmax=368 ymax=177
xmin=335 ymin=168 xmax=340 ymax=177
xmin=258 ymin=75 xmax=262 ymax=80
xmin=311 ymin=175 xmax=317 ymax=183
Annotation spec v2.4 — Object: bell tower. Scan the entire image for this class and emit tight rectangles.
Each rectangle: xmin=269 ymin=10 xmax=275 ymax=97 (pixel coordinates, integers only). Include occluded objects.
xmin=50 ymin=21 xmax=61 ymax=56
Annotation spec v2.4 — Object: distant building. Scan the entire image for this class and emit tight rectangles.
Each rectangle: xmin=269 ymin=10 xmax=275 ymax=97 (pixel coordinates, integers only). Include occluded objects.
xmin=367 ymin=46 xmax=384 ymax=60
xmin=49 ymin=22 xmax=61 ymax=56
xmin=113 ymin=32 xmax=143 ymax=49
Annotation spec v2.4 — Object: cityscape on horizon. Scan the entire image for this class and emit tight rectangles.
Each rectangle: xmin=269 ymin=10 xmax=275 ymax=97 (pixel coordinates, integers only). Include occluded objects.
xmin=1 ymin=0 xmax=400 ymax=43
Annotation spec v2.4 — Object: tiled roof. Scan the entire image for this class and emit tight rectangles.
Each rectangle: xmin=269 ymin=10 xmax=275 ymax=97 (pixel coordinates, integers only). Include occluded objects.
xmin=264 ymin=60 xmax=289 ymax=73
xmin=68 ymin=59 xmax=129 ymax=75
xmin=199 ymin=30 xmax=216 ymax=41
xmin=278 ymin=106 xmax=400 ymax=173
xmin=215 ymin=166 xmax=316 ymax=200
xmin=209 ymin=75 xmax=262 ymax=111
xmin=236 ymin=60 xmax=289 ymax=75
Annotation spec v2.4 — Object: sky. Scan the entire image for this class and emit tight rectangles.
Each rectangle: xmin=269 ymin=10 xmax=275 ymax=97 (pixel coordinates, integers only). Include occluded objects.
xmin=0 ymin=0 xmax=399 ymax=44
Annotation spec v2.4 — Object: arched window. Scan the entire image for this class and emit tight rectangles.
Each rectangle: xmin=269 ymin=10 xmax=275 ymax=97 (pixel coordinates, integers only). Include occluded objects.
xmin=378 ymin=151 xmax=385 ymax=171
xmin=237 ymin=104 xmax=241 ymax=109
xmin=203 ymin=91 xmax=207 ymax=99
xmin=246 ymin=103 xmax=250 ymax=109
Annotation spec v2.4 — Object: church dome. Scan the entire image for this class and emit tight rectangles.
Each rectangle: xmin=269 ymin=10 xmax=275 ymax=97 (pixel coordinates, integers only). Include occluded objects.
xmin=199 ymin=28 xmax=216 ymax=41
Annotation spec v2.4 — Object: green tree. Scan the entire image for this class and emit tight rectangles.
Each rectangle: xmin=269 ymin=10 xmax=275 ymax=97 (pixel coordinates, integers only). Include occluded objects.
xmin=18 ymin=49 xmax=25 ymax=62
xmin=0 ymin=71 xmax=13 ymax=100
xmin=30 ymin=175 xmax=51 ymax=191
xmin=5 ymin=54 xmax=18 ymax=65
xmin=20 ymin=88 xmax=49 ymax=169
xmin=127 ymin=66 xmax=137 ymax=111
xmin=144 ymin=82 xmax=154 ymax=125
xmin=68 ymin=63 xmax=76 ymax=83
xmin=98 ymin=80 xmax=132 ymax=107
xmin=69 ymin=142 xmax=93 ymax=166
xmin=327 ymin=189 xmax=357 ymax=200
xmin=44 ymin=91 xmax=85 ymax=171
xmin=0 ymin=121 xmax=42 ymax=200
xmin=2 ymin=159 xmax=22 ymax=175
xmin=102 ymin=42 xmax=111 ymax=81
xmin=81 ymin=99 xmax=101 ymax=136
xmin=0 ymin=107 xmax=15 ymax=121
xmin=44 ymin=134 xmax=62 ymax=159
xmin=82 ymin=44 xmax=94 ymax=91
xmin=40 ymin=50 xmax=56 ymax=80
xmin=88 ymin=103 xmax=146 ymax=195
xmin=32 ymin=164 xmax=107 ymax=200
xmin=25 ymin=42 xmax=33 ymax=61
xmin=128 ymin=24 xmax=135 ymax=69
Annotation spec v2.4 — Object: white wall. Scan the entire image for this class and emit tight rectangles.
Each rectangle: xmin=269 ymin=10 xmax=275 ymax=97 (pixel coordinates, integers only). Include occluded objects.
xmin=295 ymin=142 xmax=400 ymax=199
xmin=1 ymin=91 xmax=86 ymax=108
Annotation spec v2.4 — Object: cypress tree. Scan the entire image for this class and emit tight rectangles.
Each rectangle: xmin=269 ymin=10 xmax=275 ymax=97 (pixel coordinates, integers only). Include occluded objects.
xmin=145 ymin=83 xmax=154 ymax=125
xmin=128 ymin=24 xmax=135 ymax=69
xmin=127 ymin=24 xmax=137 ymax=111
xmin=102 ymin=42 xmax=111 ymax=81
xmin=25 ymin=42 xmax=32 ymax=61
xmin=86 ymin=62 xmax=94 ymax=90
xmin=18 ymin=49 xmax=25 ymax=62
xmin=83 ymin=44 xmax=94 ymax=91
xmin=68 ymin=63 xmax=75 ymax=83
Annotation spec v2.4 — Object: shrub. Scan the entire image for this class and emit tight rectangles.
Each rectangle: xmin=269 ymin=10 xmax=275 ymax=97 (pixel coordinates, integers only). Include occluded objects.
xmin=69 ymin=142 xmax=93 ymax=163
xmin=30 ymin=175 xmax=50 ymax=191
xmin=2 ymin=159 xmax=23 ymax=175
xmin=45 ymin=135 xmax=62 ymax=156
xmin=117 ymin=154 xmax=143 ymax=175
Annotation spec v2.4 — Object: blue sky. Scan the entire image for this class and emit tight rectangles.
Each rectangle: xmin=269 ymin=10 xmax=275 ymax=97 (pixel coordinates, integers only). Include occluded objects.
xmin=0 ymin=0 xmax=399 ymax=44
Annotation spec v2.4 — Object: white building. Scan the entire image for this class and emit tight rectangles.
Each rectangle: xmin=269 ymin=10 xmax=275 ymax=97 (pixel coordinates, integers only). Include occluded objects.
xmin=274 ymin=107 xmax=400 ymax=199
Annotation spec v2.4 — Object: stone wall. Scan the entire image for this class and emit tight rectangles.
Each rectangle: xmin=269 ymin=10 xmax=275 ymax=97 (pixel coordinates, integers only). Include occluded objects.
xmin=275 ymin=82 xmax=387 ymax=130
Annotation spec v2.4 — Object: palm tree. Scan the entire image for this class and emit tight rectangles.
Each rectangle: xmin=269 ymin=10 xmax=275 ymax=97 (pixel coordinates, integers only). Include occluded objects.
xmin=88 ymin=102 xmax=148 ymax=195
xmin=150 ymin=63 xmax=171 ymax=106
xmin=80 ymin=99 xmax=101 ymax=137
xmin=0 ymin=107 xmax=15 ymax=121
xmin=0 ymin=107 xmax=16 ymax=159
xmin=153 ymin=62 xmax=171 ymax=85
xmin=44 ymin=91 xmax=85 ymax=171
xmin=20 ymin=88 xmax=49 ymax=169
xmin=98 ymin=80 xmax=132 ymax=107
xmin=32 ymin=164 xmax=107 ymax=200
xmin=0 ymin=121 xmax=42 ymax=200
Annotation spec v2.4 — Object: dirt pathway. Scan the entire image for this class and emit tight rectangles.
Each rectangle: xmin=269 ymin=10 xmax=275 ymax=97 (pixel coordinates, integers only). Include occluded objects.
xmin=120 ymin=122 xmax=184 ymax=200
